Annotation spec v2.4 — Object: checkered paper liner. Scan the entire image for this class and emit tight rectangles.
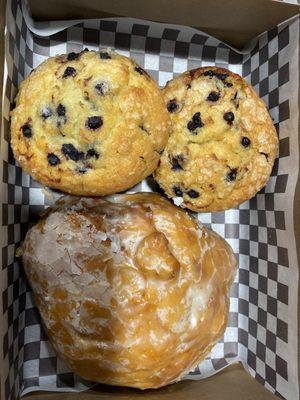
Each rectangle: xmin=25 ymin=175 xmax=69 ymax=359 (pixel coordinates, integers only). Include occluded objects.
xmin=0 ymin=0 xmax=299 ymax=399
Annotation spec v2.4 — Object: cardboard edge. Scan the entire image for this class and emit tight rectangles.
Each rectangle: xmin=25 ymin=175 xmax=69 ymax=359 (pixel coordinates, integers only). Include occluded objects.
xmin=0 ymin=0 xmax=6 ymax=397
xmin=26 ymin=0 xmax=300 ymax=50
xmin=0 ymin=1 xmax=297 ymax=400
xmin=296 ymin=16 xmax=300 ymax=397
xmin=21 ymin=363 xmax=278 ymax=399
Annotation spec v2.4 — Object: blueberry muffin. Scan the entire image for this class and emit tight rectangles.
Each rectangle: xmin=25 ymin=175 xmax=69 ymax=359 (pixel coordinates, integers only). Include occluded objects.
xmin=154 ymin=67 xmax=278 ymax=212
xmin=11 ymin=49 xmax=170 ymax=196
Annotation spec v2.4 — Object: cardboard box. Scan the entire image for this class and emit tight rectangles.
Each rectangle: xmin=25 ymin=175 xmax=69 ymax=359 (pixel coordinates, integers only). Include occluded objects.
xmin=0 ymin=0 xmax=299 ymax=399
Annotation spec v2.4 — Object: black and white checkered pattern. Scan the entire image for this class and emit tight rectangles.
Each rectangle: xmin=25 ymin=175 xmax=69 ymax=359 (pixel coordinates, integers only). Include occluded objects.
xmin=1 ymin=1 xmax=299 ymax=399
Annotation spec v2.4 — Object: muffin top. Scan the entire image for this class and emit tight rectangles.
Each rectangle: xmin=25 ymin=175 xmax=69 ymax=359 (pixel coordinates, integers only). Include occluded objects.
xmin=155 ymin=67 xmax=278 ymax=212
xmin=11 ymin=49 xmax=170 ymax=196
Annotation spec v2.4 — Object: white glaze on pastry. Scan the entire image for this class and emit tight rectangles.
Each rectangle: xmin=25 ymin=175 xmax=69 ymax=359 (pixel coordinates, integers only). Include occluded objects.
xmin=22 ymin=193 xmax=237 ymax=389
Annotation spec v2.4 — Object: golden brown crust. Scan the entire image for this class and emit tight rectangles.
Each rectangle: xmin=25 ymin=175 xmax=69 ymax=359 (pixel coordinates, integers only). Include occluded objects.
xmin=11 ymin=50 xmax=170 ymax=196
xmin=22 ymin=193 xmax=237 ymax=389
xmin=154 ymin=66 xmax=278 ymax=212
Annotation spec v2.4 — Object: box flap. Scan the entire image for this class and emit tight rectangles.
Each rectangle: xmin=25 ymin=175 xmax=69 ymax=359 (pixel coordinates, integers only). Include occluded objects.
xmin=22 ymin=363 xmax=278 ymax=399
xmin=27 ymin=0 xmax=299 ymax=49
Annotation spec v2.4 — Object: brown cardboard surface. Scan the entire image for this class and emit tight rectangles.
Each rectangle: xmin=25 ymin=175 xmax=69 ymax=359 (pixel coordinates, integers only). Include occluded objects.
xmin=27 ymin=0 xmax=300 ymax=49
xmin=296 ymin=43 xmax=300 ymax=400
xmin=23 ymin=363 xmax=278 ymax=400
xmin=0 ymin=0 xmax=4 ymax=123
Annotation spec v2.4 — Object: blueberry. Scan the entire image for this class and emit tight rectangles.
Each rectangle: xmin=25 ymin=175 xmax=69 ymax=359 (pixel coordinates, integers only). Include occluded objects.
xmin=94 ymin=82 xmax=108 ymax=96
xmin=187 ymin=112 xmax=204 ymax=132
xmin=100 ymin=51 xmax=111 ymax=59
xmin=61 ymin=143 xmax=84 ymax=161
xmin=207 ymin=91 xmax=220 ymax=102
xmin=57 ymin=104 xmax=66 ymax=116
xmin=63 ymin=66 xmax=77 ymax=78
xmin=21 ymin=122 xmax=32 ymax=138
xmin=204 ymin=70 xmax=214 ymax=77
xmin=86 ymin=116 xmax=103 ymax=130
xmin=223 ymin=111 xmax=235 ymax=123
xmin=241 ymin=136 xmax=251 ymax=147
xmin=86 ymin=149 xmax=100 ymax=159
xmin=171 ymin=154 xmax=184 ymax=171
xmin=187 ymin=189 xmax=199 ymax=198
xmin=193 ymin=112 xmax=202 ymax=125
xmin=41 ymin=107 xmax=52 ymax=119
xmin=226 ymin=168 xmax=238 ymax=182
xmin=187 ymin=121 xmax=196 ymax=131
xmin=215 ymin=72 xmax=229 ymax=80
xmin=173 ymin=186 xmax=183 ymax=197
xmin=47 ymin=153 xmax=60 ymax=166
xmin=203 ymin=70 xmax=229 ymax=82
xmin=67 ymin=52 xmax=79 ymax=61
xmin=167 ymin=99 xmax=179 ymax=113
